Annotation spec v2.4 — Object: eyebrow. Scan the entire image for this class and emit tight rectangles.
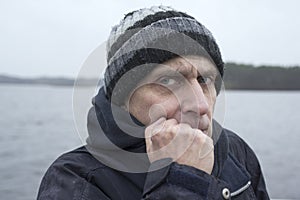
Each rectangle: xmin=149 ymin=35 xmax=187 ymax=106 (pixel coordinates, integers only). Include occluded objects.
xmin=146 ymin=62 xmax=218 ymax=81
xmin=146 ymin=68 xmax=190 ymax=81
xmin=164 ymin=65 xmax=218 ymax=78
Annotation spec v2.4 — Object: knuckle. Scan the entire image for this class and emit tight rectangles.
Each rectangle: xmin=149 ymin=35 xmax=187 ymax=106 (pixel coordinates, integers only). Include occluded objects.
xmin=151 ymin=132 xmax=161 ymax=141
xmin=168 ymin=125 xmax=178 ymax=135
xmin=166 ymin=118 xmax=178 ymax=125
xmin=180 ymin=123 xmax=191 ymax=129
xmin=194 ymin=135 xmax=203 ymax=144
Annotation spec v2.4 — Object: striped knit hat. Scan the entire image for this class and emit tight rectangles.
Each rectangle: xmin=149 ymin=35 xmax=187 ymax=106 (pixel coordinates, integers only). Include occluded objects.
xmin=104 ymin=6 xmax=224 ymax=105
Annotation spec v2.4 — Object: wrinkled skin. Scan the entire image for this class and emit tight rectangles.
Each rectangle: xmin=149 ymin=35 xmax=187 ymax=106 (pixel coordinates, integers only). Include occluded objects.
xmin=126 ymin=56 xmax=218 ymax=174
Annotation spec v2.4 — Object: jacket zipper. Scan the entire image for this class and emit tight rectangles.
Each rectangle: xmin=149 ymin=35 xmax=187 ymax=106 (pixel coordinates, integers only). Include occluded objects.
xmin=231 ymin=181 xmax=251 ymax=197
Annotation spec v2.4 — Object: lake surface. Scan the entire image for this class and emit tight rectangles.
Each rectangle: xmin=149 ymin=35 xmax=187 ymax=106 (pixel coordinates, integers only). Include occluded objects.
xmin=0 ymin=85 xmax=299 ymax=199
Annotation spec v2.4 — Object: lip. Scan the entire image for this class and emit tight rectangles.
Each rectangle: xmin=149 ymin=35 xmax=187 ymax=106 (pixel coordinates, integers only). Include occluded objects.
xmin=176 ymin=115 xmax=209 ymax=134
xmin=198 ymin=122 xmax=209 ymax=134
xmin=202 ymin=129 xmax=208 ymax=135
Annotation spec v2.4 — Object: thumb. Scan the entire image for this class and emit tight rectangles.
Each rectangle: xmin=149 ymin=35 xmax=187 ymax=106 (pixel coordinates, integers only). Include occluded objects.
xmin=148 ymin=104 xmax=167 ymax=124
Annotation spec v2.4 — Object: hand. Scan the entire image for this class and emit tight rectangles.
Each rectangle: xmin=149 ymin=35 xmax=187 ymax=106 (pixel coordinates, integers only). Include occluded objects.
xmin=145 ymin=117 xmax=214 ymax=174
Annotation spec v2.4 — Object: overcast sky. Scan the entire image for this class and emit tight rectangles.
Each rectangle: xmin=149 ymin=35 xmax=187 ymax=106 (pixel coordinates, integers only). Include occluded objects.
xmin=1 ymin=0 xmax=300 ymax=77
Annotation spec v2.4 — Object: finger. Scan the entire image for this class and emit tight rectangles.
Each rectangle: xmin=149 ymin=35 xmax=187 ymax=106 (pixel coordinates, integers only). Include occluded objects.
xmin=165 ymin=122 xmax=191 ymax=140
xmin=148 ymin=104 xmax=167 ymax=124
xmin=192 ymin=129 xmax=214 ymax=159
xmin=198 ymin=136 xmax=214 ymax=159
xmin=163 ymin=118 xmax=178 ymax=132
xmin=151 ymin=123 xmax=194 ymax=157
xmin=145 ymin=117 xmax=166 ymax=155
xmin=171 ymin=124 xmax=196 ymax=151
xmin=151 ymin=118 xmax=178 ymax=143
xmin=145 ymin=117 xmax=166 ymax=140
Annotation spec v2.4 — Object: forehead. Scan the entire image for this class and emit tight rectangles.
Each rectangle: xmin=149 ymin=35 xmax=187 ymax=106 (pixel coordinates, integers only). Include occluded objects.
xmin=147 ymin=56 xmax=218 ymax=79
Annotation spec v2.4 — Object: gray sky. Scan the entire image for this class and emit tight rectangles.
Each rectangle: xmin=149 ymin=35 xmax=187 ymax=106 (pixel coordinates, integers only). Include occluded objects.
xmin=1 ymin=0 xmax=299 ymax=77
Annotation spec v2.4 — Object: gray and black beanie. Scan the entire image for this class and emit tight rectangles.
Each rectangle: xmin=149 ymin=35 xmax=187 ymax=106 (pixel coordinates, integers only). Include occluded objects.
xmin=104 ymin=6 xmax=224 ymax=105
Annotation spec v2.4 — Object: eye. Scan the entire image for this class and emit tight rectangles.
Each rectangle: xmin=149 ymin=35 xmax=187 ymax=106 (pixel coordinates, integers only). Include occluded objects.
xmin=197 ymin=76 xmax=213 ymax=85
xmin=157 ymin=76 xmax=181 ymax=86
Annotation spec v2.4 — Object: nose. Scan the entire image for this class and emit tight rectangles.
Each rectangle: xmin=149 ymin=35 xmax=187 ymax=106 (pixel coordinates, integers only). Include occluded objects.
xmin=180 ymin=79 xmax=209 ymax=116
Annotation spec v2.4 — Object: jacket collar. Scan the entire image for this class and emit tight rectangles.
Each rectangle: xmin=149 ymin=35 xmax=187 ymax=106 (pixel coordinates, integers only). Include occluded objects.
xmin=211 ymin=120 xmax=228 ymax=177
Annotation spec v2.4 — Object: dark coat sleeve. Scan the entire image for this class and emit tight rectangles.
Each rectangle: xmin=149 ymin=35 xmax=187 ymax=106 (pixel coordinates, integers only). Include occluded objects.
xmin=142 ymin=159 xmax=230 ymax=200
xmin=142 ymin=136 xmax=270 ymax=200
xmin=37 ymin=154 xmax=111 ymax=200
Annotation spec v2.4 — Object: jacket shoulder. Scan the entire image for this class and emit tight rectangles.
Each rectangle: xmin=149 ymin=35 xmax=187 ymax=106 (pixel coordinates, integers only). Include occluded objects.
xmin=37 ymin=146 xmax=110 ymax=200
xmin=51 ymin=146 xmax=106 ymax=174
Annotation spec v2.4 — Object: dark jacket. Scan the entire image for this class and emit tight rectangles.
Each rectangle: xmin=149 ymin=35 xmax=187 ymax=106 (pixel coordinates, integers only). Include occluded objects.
xmin=37 ymin=88 xmax=269 ymax=200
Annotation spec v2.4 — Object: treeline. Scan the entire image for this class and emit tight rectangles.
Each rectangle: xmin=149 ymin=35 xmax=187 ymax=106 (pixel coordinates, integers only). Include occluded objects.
xmin=0 ymin=75 xmax=99 ymax=87
xmin=1 ymin=63 xmax=300 ymax=90
xmin=223 ymin=63 xmax=300 ymax=90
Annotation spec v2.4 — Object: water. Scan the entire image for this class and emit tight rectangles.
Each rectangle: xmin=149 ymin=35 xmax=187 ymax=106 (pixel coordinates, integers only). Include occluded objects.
xmin=0 ymin=85 xmax=299 ymax=199
xmin=224 ymin=90 xmax=300 ymax=199
xmin=0 ymin=85 xmax=82 ymax=200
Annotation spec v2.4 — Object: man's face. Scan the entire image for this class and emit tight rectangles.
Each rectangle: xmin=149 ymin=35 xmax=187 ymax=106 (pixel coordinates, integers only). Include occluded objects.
xmin=126 ymin=56 xmax=218 ymax=138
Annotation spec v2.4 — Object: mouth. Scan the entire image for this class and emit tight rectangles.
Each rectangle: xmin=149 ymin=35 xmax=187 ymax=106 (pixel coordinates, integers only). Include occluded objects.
xmin=198 ymin=121 xmax=209 ymax=134
xmin=175 ymin=114 xmax=210 ymax=135
xmin=198 ymin=120 xmax=210 ymax=136
xmin=202 ymin=129 xmax=208 ymax=135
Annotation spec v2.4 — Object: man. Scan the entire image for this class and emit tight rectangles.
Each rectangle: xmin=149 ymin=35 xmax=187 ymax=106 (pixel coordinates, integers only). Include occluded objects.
xmin=38 ymin=6 xmax=269 ymax=200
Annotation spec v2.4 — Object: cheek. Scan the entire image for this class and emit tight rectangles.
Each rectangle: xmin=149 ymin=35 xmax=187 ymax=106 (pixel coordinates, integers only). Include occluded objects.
xmin=146 ymin=97 xmax=180 ymax=125
xmin=207 ymin=95 xmax=217 ymax=123
xmin=205 ymin=89 xmax=217 ymax=112
xmin=131 ymin=95 xmax=180 ymax=125
xmin=128 ymin=94 xmax=155 ymax=124
xmin=128 ymin=84 xmax=182 ymax=125
xmin=158 ymin=97 xmax=180 ymax=116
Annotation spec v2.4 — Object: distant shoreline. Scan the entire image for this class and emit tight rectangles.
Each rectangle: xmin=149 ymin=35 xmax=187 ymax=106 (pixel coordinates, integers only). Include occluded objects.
xmin=1 ymin=63 xmax=300 ymax=90
xmin=0 ymin=75 xmax=101 ymax=87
